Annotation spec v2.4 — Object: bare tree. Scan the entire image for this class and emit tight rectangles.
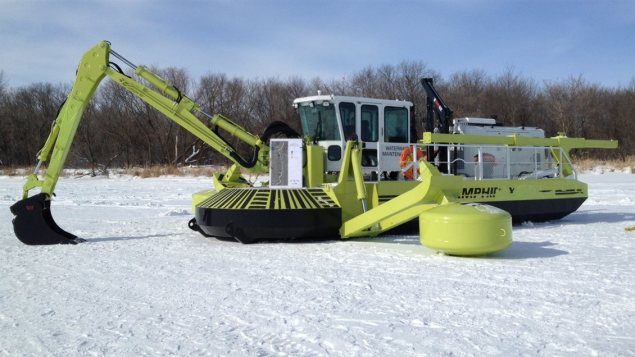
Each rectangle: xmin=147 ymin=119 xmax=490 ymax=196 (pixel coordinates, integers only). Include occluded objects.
xmin=483 ymin=68 xmax=537 ymax=127
xmin=0 ymin=63 xmax=631 ymax=168
xmin=445 ymin=70 xmax=488 ymax=116
xmin=0 ymin=70 xmax=6 ymax=96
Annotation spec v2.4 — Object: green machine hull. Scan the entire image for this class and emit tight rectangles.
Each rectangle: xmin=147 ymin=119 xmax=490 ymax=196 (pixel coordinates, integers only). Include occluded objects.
xmin=189 ymin=133 xmax=616 ymax=255
xmin=454 ymin=177 xmax=587 ymax=223
xmin=190 ymin=161 xmax=587 ymax=244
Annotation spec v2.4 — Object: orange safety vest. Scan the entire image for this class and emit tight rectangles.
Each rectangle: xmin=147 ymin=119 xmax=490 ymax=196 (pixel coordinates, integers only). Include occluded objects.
xmin=400 ymin=145 xmax=425 ymax=180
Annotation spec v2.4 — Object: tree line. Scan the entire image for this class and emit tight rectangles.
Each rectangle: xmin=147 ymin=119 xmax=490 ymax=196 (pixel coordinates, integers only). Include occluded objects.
xmin=0 ymin=64 xmax=632 ymax=171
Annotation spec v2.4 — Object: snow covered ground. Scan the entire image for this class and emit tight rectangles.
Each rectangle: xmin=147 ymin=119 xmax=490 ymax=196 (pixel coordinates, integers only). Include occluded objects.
xmin=1 ymin=172 xmax=633 ymax=356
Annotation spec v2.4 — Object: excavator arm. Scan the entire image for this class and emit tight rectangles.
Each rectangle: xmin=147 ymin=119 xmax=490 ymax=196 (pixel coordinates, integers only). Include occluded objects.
xmin=420 ymin=77 xmax=454 ymax=170
xmin=421 ymin=77 xmax=453 ymax=135
xmin=10 ymin=41 xmax=272 ymax=245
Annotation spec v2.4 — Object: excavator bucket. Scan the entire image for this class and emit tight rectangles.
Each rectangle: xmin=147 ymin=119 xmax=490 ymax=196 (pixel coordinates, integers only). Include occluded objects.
xmin=10 ymin=193 xmax=84 ymax=245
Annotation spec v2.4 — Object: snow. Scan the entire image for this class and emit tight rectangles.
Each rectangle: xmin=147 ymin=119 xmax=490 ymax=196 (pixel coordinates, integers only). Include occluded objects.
xmin=1 ymin=173 xmax=634 ymax=356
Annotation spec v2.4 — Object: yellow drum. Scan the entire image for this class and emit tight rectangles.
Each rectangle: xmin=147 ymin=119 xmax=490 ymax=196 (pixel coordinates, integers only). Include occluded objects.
xmin=420 ymin=203 xmax=512 ymax=256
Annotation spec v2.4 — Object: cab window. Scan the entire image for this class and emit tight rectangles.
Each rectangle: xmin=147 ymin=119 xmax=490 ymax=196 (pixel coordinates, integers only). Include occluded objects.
xmin=297 ymin=102 xmax=340 ymax=141
xmin=339 ymin=102 xmax=356 ymax=140
xmin=384 ymin=106 xmax=408 ymax=143
xmin=361 ymin=105 xmax=378 ymax=142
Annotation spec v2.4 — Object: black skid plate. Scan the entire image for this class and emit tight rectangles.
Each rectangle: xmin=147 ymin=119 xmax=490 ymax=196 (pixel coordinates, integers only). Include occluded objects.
xmin=193 ymin=187 xmax=342 ymax=243
xmin=10 ymin=193 xmax=85 ymax=245
xmin=195 ymin=206 xmax=342 ymax=243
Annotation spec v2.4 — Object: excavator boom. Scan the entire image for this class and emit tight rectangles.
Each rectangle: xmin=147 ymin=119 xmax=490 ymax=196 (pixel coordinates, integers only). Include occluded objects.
xmin=11 ymin=41 xmax=271 ymax=245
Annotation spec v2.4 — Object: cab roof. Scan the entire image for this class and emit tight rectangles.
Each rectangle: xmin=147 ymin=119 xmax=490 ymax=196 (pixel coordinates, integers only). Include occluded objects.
xmin=293 ymin=95 xmax=412 ymax=108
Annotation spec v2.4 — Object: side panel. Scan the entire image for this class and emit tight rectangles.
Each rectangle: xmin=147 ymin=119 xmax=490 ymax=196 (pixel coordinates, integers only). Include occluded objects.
xmin=454 ymin=178 xmax=588 ymax=222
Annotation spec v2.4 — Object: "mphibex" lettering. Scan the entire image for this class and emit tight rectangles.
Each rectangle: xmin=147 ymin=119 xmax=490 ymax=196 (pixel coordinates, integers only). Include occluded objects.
xmin=459 ymin=187 xmax=500 ymax=199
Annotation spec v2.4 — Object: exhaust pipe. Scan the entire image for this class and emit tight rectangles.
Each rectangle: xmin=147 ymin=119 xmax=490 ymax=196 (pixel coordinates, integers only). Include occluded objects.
xmin=10 ymin=193 xmax=85 ymax=245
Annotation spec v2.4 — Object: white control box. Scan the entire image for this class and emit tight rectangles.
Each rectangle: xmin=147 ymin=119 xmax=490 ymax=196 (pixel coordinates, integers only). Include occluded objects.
xmin=269 ymin=139 xmax=303 ymax=188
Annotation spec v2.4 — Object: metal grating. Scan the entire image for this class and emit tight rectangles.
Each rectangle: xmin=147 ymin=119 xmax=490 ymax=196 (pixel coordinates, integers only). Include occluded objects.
xmin=198 ymin=188 xmax=338 ymax=210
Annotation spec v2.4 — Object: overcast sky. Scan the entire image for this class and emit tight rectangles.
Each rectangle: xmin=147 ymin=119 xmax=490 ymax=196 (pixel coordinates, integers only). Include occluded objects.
xmin=1 ymin=0 xmax=633 ymax=89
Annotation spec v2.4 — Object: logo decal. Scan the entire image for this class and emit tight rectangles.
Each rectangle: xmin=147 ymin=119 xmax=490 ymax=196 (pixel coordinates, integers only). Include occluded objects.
xmin=459 ymin=187 xmax=500 ymax=199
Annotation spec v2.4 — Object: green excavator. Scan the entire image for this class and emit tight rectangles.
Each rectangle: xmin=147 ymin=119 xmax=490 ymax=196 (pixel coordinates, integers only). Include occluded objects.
xmin=10 ymin=41 xmax=618 ymax=255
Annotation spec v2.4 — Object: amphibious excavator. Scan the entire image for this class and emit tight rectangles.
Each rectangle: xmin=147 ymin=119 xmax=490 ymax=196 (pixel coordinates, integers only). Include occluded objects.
xmin=10 ymin=41 xmax=618 ymax=255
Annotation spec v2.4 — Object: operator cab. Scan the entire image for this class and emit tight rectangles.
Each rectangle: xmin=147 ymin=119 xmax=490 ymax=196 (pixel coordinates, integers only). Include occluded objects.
xmin=293 ymin=95 xmax=414 ymax=180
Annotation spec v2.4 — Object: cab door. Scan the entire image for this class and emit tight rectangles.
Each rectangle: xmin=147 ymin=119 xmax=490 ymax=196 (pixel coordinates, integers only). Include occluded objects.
xmin=359 ymin=103 xmax=380 ymax=179
xmin=334 ymin=101 xmax=356 ymax=173
xmin=379 ymin=105 xmax=411 ymax=178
